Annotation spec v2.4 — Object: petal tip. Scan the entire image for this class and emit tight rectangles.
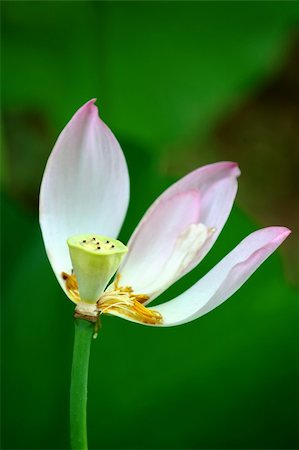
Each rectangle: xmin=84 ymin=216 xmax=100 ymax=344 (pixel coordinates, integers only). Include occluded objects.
xmin=274 ymin=226 xmax=291 ymax=241
xmin=86 ymin=98 xmax=97 ymax=105
xmin=226 ymin=161 xmax=241 ymax=177
xmin=80 ymin=98 xmax=98 ymax=113
xmin=203 ymin=161 xmax=241 ymax=178
xmin=260 ymin=226 xmax=291 ymax=247
xmin=71 ymin=99 xmax=101 ymax=128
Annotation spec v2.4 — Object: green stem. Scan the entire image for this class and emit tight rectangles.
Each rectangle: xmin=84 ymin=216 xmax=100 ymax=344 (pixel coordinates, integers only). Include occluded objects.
xmin=70 ymin=318 xmax=94 ymax=450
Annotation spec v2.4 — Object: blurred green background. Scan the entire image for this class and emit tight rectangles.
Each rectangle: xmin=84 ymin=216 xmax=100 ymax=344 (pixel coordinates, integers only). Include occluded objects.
xmin=1 ymin=2 xmax=299 ymax=449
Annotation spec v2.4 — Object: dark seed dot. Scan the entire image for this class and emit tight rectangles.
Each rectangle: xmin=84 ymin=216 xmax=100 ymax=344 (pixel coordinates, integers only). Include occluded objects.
xmin=97 ymin=246 xmax=101 ymax=250
xmin=106 ymin=240 xmax=110 ymax=244
xmin=96 ymin=242 xmax=100 ymax=245
xmin=92 ymin=237 xmax=96 ymax=240
xmin=83 ymin=240 xmax=86 ymax=243
xmin=111 ymin=245 xmax=115 ymax=248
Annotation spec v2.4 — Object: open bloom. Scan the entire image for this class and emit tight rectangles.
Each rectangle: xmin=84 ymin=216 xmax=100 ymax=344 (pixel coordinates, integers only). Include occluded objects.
xmin=39 ymin=100 xmax=290 ymax=326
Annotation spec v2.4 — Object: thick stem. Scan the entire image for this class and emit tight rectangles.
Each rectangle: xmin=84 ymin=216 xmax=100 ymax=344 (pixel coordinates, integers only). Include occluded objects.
xmin=70 ymin=318 xmax=94 ymax=450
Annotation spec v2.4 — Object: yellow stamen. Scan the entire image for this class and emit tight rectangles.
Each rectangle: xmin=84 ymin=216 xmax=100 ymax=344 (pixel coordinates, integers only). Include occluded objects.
xmin=61 ymin=272 xmax=163 ymax=325
xmin=62 ymin=272 xmax=80 ymax=303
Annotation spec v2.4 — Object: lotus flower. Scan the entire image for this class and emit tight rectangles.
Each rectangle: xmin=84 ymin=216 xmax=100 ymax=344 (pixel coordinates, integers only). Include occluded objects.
xmin=39 ymin=100 xmax=290 ymax=327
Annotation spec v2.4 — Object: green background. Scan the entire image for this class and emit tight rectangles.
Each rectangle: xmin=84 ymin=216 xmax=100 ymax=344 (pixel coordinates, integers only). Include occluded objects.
xmin=1 ymin=2 xmax=298 ymax=449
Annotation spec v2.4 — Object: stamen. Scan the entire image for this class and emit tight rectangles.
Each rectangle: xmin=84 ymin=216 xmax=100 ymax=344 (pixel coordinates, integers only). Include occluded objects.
xmin=97 ymin=277 xmax=163 ymax=325
xmin=61 ymin=272 xmax=80 ymax=302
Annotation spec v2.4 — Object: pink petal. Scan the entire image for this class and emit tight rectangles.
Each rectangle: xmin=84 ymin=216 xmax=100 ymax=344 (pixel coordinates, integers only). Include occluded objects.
xmin=154 ymin=227 xmax=291 ymax=326
xmin=119 ymin=162 xmax=240 ymax=299
xmin=39 ymin=100 xmax=129 ymax=298
xmin=119 ymin=189 xmax=201 ymax=295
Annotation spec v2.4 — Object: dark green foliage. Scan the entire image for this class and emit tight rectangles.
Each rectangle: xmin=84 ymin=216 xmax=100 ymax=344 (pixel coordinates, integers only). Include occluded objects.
xmin=1 ymin=2 xmax=298 ymax=449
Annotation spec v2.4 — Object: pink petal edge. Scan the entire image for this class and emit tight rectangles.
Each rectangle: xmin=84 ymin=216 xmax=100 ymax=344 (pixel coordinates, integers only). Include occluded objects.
xmin=39 ymin=99 xmax=130 ymax=299
xmin=153 ymin=226 xmax=291 ymax=326
xmin=120 ymin=161 xmax=240 ymax=299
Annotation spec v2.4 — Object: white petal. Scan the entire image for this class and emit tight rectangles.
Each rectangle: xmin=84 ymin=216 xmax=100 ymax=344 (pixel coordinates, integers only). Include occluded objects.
xmin=140 ymin=222 xmax=210 ymax=300
xmin=119 ymin=162 xmax=239 ymax=300
xmin=153 ymin=227 xmax=291 ymax=326
xmin=118 ymin=189 xmax=201 ymax=297
xmin=39 ymin=100 xmax=129 ymax=298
